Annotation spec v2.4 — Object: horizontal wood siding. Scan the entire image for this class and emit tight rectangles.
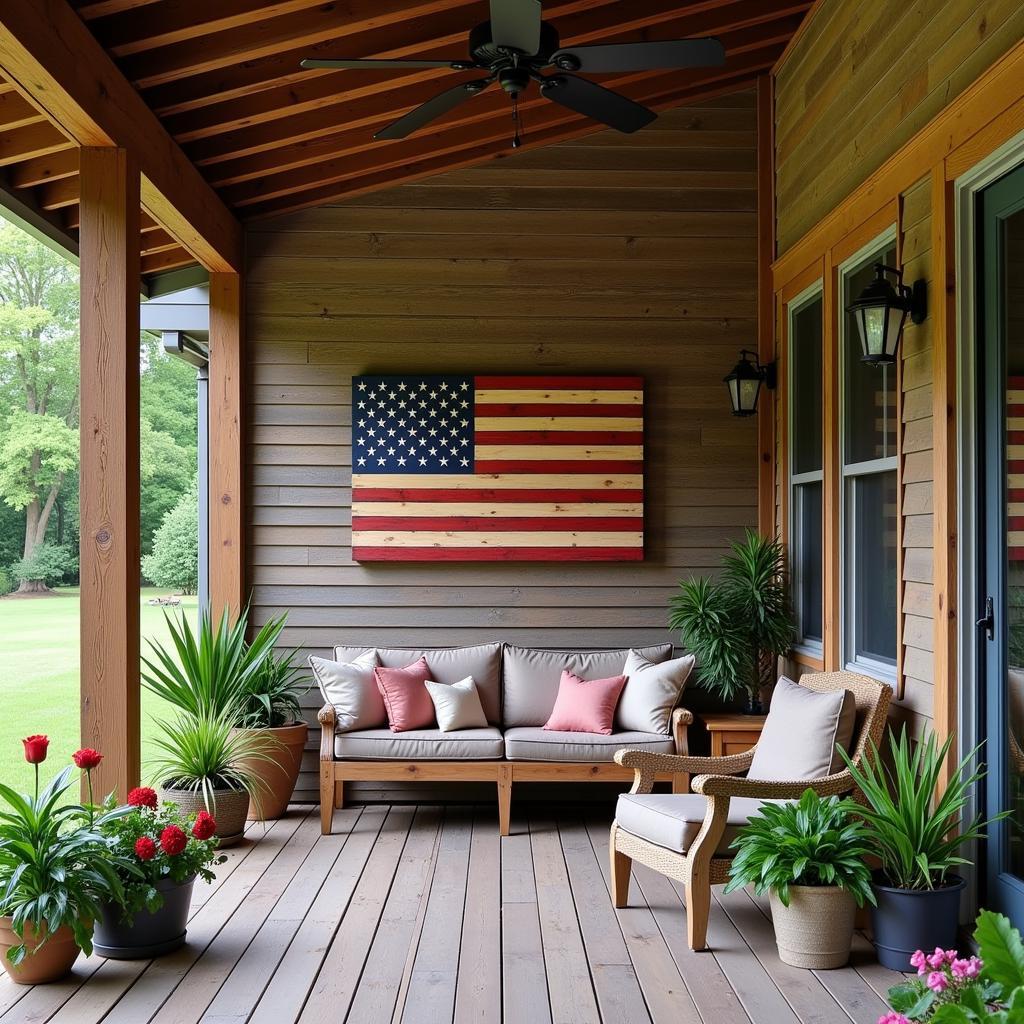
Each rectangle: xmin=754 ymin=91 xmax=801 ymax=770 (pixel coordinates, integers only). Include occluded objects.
xmin=775 ymin=0 xmax=1024 ymax=253
xmin=246 ymin=95 xmax=760 ymax=801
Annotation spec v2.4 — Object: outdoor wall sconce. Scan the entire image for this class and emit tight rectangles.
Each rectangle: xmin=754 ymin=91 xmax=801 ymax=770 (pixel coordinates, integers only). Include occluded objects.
xmin=724 ymin=349 xmax=776 ymax=417
xmin=846 ymin=263 xmax=927 ymax=366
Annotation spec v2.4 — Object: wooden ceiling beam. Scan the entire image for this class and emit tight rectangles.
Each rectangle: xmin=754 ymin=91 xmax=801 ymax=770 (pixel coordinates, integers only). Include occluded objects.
xmin=0 ymin=123 xmax=73 ymax=167
xmin=8 ymin=146 xmax=78 ymax=188
xmin=120 ymin=0 xmax=481 ymax=90
xmin=71 ymin=0 xmax=161 ymax=18
xmin=0 ymin=164 xmax=79 ymax=256
xmin=0 ymin=90 xmax=48 ymax=131
xmin=37 ymin=173 xmax=79 ymax=210
xmin=140 ymin=227 xmax=183 ymax=255
xmin=141 ymin=246 xmax=196 ymax=275
xmin=246 ymin=70 xmax=772 ymax=221
xmin=0 ymin=0 xmax=242 ymax=271
xmin=64 ymin=205 xmax=161 ymax=233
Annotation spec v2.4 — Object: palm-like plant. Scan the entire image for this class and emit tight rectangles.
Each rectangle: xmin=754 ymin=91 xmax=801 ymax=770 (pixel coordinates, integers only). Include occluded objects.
xmin=235 ymin=646 xmax=307 ymax=729
xmin=669 ymin=530 xmax=794 ymax=701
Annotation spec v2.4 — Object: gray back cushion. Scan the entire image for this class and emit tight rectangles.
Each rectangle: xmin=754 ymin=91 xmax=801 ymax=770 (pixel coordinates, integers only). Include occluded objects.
xmin=333 ymin=642 xmax=502 ymax=724
xmin=502 ymin=644 xmax=674 ymax=728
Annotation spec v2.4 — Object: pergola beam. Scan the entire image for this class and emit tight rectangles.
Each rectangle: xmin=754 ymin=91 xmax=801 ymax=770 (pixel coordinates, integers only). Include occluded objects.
xmin=0 ymin=0 xmax=242 ymax=271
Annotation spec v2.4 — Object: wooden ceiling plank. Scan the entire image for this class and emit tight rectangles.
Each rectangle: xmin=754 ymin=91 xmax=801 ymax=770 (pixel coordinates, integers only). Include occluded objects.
xmin=65 ymin=205 xmax=161 ymax=232
xmin=167 ymin=0 xmax=807 ymax=142
xmin=0 ymin=123 xmax=74 ymax=168
xmin=140 ymin=227 xmax=184 ymax=255
xmin=141 ymin=246 xmax=197 ymax=275
xmin=0 ymin=90 xmax=49 ymax=131
xmin=8 ymin=146 xmax=78 ymax=188
xmin=37 ymin=173 xmax=79 ymax=210
xmin=0 ymin=0 xmax=242 ymax=271
xmin=245 ymin=71 xmax=772 ymax=221
xmin=72 ymin=0 xmax=162 ymax=19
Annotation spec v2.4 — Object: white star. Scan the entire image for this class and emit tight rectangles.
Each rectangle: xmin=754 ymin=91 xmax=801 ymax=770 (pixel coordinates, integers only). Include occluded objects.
xmin=356 ymin=437 xmax=365 ymax=446
xmin=440 ymin=438 xmax=449 ymax=447
xmin=398 ymin=437 xmax=406 ymax=446
xmin=419 ymin=400 xmax=427 ymax=409
xmin=428 ymin=408 xmax=437 ymax=417
xmin=419 ymin=437 xmax=427 ymax=447
xmin=440 ymin=382 xmax=449 ymax=391
xmin=429 ymin=447 xmax=438 ymax=456
xmin=387 ymin=390 xmax=396 ymax=400
xmin=367 ymin=428 xmax=376 ymax=437
xmin=418 ymin=382 xmax=427 ymax=391
xmin=358 ymin=419 xmax=366 ymax=428
xmin=429 ymin=390 xmax=438 ymax=399
xmin=440 ymin=399 xmax=449 ymax=408
xmin=419 ymin=419 xmax=427 ymax=427
xmin=357 ymin=400 xmax=366 ymax=409
xmin=429 ymin=428 xmax=437 ymax=437
xmin=387 ymin=408 xmax=396 ymax=418
xmin=460 ymin=419 xmax=469 ymax=428
xmin=409 ymin=427 xmax=418 ymax=436
xmin=460 ymin=382 xmax=469 ymax=391
xmin=419 ymin=457 xmax=427 ymax=466
xmin=398 ymin=382 xmax=407 ymax=391
xmin=460 ymin=438 xmax=469 ymax=446
xmin=398 ymin=419 xmax=406 ymax=427
xmin=440 ymin=457 xmax=449 ymax=466
xmin=398 ymin=457 xmax=406 ymax=466
xmin=388 ymin=447 xmax=396 ymax=456
xmin=398 ymin=400 xmax=406 ymax=409
xmin=460 ymin=400 xmax=468 ymax=409
xmin=358 ymin=382 xmax=368 ymax=391
xmin=378 ymin=457 xmax=386 ymax=466
xmin=388 ymin=428 xmax=396 ymax=437
xmin=357 ymin=457 xmax=366 ymax=465
xmin=460 ymin=457 xmax=469 ymax=467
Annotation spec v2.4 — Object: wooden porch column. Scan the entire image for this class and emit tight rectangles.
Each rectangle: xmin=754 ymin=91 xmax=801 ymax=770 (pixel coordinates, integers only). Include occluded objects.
xmin=209 ymin=272 xmax=245 ymax=620
xmin=79 ymin=147 xmax=141 ymax=799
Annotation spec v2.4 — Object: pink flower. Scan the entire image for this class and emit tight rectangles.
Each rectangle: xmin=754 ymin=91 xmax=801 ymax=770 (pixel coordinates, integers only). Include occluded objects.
xmin=926 ymin=971 xmax=949 ymax=993
xmin=945 ymin=949 xmax=959 ymax=963
xmin=964 ymin=956 xmax=983 ymax=979
xmin=951 ymin=958 xmax=971 ymax=979
xmin=878 ymin=1013 xmax=911 ymax=1024
xmin=909 ymin=949 xmax=928 ymax=974
xmin=926 ymin=947 xmax=948 ymax=969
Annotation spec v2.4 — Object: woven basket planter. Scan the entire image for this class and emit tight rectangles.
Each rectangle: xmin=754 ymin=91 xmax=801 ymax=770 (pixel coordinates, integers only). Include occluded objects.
xmin=769 ymin=885 xmax=856 ymax=969
xmin=159 ymin=785 xmax=249 ymax=848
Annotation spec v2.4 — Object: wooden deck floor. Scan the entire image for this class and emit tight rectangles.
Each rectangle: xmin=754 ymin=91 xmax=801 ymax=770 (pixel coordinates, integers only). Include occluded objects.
xmin=0 ymin=803 xmax=903 ymax=1024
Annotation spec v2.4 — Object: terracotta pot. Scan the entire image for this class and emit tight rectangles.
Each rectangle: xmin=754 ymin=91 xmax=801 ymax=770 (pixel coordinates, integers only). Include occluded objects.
xmin=769 ymin=885 xmax=856 ymax=969
xmin=0 ymin=918 xmax=82 ymax=985
xmin=159 ymin=784 xmax=249 ymax=848
xmin=234 ymin=721 xmax=308 ymax=821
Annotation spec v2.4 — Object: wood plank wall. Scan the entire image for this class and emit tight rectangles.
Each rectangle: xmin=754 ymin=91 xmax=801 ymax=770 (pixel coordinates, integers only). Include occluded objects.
xmin=775 ymin=0 xmax=1024 ymax=253
xmin=245 ymin=94 xmax=760 ymax=801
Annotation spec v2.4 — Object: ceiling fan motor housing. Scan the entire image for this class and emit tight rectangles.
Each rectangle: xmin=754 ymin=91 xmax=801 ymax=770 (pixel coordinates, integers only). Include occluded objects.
xmin=469 ymin=19 xmax=560 ymax=67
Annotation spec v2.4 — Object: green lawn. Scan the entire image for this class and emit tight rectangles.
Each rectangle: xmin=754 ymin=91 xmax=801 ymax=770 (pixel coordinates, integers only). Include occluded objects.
xmin=0 ymin=586 xmax=191 ymax=794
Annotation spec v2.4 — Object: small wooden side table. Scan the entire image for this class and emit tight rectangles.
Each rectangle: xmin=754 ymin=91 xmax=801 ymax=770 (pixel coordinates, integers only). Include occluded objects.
xmin=701 ymin=713 xmax=767 ymax=758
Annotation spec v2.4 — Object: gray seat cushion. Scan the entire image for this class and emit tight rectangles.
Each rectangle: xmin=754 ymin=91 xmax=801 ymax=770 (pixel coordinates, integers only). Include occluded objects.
xmin=334 ymin=643 xmax=502 ymax=724
xmin=502 ymin=644 xmax=674 ymax=728
xmin=503 ymin=726 xmax=674 ymax=762
xmin=616 ymin=793 xmax=770 ymax=854
xmin=335 ymin=726 xmax=504 ymax=761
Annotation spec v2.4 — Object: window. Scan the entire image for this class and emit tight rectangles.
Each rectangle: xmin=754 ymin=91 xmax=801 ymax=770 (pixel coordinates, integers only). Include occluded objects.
xmin=789 ymin=286 xmax=824 ymax=652
xmin=840 ymin=237 xmax=899 ymax=677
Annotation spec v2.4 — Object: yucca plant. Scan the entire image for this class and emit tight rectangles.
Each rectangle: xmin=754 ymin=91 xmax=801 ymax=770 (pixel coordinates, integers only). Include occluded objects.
xmin=235 ymin=646 xmax=307 ymax=730
xmin=669 ymin=530 xmax=794 ymax=702
xmin=839 ymin=726 xmax=1001 ymax=891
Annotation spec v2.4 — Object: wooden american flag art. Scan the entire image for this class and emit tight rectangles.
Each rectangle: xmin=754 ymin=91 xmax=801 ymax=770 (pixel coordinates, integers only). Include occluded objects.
xmin=350 ymin=374 xmax=644 ymax=561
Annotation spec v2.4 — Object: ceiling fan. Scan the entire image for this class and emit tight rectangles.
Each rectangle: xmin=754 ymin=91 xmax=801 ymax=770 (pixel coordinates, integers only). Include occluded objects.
xmin=299 ymin=0 xmax=726 ymax=146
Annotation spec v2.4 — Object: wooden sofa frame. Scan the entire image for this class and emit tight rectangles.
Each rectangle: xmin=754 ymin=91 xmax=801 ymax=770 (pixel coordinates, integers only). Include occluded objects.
xmin=319 ymin=704 xmax=693 ymax=836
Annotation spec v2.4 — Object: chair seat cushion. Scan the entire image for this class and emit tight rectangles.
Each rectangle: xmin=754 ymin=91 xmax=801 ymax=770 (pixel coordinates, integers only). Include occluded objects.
xmin=616 ymin=793 xmax=770 ymax=854
xmin=504 ymin=726 xmax=674 ymax=762
xmin=335 ymin=726 xmax=504 ymax=761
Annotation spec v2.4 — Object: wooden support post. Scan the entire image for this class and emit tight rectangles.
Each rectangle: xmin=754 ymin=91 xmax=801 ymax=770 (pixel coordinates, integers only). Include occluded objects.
xmin=79 ymin=147 xmax=141 ymax=801
xmin=208 ymin=272 xmax=244 ymax=620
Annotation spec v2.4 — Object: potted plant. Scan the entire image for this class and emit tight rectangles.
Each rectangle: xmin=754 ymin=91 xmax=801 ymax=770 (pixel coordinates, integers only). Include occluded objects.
xmin=724 ymin=788 xmax=876 ymax=968
xmin=669 ymin=529 xmax=794 ymax=711
xmin=92 ymin=787 xmax=225 ymax=958
xmin=0 ymin=738 xmax=132 ymax=984
xmin=839 ymin=726 xmax=1000 ymax=972
xmin=233 ymin=645 xmax=309 ymax=821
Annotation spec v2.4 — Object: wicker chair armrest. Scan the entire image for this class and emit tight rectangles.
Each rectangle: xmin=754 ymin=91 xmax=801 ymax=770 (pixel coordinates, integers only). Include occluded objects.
xmin=318 ymin=704 xmax=336 ymax=762
xmin=671 ymin=707 xmax=694 ymax=728
xmin=691 ymin=769 xmax=855 ymax=800
xmin=670 ymin=707 xmax=692 ymax=756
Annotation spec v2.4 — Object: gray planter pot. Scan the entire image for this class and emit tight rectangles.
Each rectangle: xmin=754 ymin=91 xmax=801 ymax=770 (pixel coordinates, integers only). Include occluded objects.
xmin=870 ymin=875 xmax=966 ymax=971
xmin=159 ymin=785 xmax=249 ymax=848
xmin=93 ymin=876 xmax=195 ymax=959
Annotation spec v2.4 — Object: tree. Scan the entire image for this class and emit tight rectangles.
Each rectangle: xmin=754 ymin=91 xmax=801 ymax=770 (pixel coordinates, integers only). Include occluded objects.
xmin=142 ymin=480 xmax=199 ymax=594
xmin=0 ymin=220 xmax=79 ymax=593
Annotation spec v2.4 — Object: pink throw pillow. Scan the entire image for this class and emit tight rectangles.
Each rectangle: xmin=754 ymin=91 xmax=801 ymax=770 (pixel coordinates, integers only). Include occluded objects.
xmin=543 ymin=669 xmax=627 ymax=735
xmin=375 ymin=657 xmax=435 ymax=732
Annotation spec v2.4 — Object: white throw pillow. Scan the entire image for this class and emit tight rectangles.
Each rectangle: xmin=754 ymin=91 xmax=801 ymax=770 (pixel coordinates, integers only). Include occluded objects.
xmin=425 ymin=676 xmax=488 ymax=732
xmin=309 ymin=650 xmax=384 ymax=732
xmin=616 ymin=650 xmax=695 ymax=734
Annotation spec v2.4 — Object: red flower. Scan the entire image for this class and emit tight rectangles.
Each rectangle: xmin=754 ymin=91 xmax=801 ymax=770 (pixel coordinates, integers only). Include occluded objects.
xmin=134 ymin=836 xmax=157 ymax=861
xmin=191 ymin=810 xmax=217 ymax=841
xmin=72 ymin=748 xmax=103 ymax=770
xmin=22 ymin=735 xmax=49 ymax=764
xmin=128 ymin=786 xmax=158 ymax=810
xmin=159 ymin=825 xmax=188 ymax=856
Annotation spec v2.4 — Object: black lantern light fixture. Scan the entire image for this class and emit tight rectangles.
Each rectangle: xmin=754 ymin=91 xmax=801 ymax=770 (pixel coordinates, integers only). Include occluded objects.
xmin=846 ymin=263 xmax=927 ymax=366
xmin=724 ymin=349 xmax=776 ymax=417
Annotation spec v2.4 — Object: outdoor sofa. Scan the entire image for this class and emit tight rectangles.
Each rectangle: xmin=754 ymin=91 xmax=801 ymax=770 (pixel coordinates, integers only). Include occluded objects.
xmin=316 ymin=642 xmax=693 ymax=836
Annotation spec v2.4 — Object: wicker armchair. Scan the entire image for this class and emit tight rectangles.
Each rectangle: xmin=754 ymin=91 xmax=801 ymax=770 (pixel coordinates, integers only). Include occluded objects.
xmin=608 ymin=671 xmax=892 ymax=951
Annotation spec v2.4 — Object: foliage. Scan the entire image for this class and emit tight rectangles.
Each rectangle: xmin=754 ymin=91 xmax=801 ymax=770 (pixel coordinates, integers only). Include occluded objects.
xmin=0 ymin=409 xmax=78 ymax=514
xmin=724 ymin=788 xmax=876 ymax=908
xmin=882 ymin=911 xmax=1024 ymax=1022
xmin=11 ymin=543 xmax=76 ymax=587
xmin=141 ymin=605 xmax=288 ymax=720
xmin=839 ymin=727 xmax=999 ymax=891
xmin=669 ymin=530 xmax=795 ymax=701
xmin=142 ymin=480 xmax=199 ymax=592
xmin=140 ymin=418 xmax=195 ymax=559
xmin=236 ymin=644 xmax=307 ymax=729
xmin=0 ymin=566 xmax=11 ymax=597
xmin=0 ymin=759 xmax=133 ymax=965
xmin=99 ymin=799 xmax=224 ymax=919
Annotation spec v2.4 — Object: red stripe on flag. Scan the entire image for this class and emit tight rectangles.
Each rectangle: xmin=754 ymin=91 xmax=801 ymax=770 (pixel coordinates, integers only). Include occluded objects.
xmin=352 ymin=546 xmax=644 ymax=562
xmin=353 ymin=516 xmax=641 ymax=532
xmin=352 ymin=487 xmax=644 ymax=502
xmin=474 ymin=403 xmax=641 ymax=417
xmin=1009 ymin=517 xmax=1024 ymax=530
xmin=475 ymin=375 xmax=643 ymax=390
xmin=473 ymin=460 xmax=643 ymax=473
xmin=475 ymin=430 xmax=643 ymax=444
xmin=1009 ymin=490 xmax=1024 ymax=503
xmin=1009 ymin=432 xmax=1024 ymax=445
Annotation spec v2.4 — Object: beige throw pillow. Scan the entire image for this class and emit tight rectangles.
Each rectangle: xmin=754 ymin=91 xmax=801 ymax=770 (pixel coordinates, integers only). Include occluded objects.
xmin=309 ymin=649 xmax=383 ymax=733
xmin=616 ymin=650 xmax=695 ymax=734
xmin=425 ymin=676 xmax=488 ymax=732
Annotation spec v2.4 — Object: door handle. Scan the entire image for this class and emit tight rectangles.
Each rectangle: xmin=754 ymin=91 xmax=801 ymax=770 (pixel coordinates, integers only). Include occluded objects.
xmin=977 ymin=596 xmax=995 ymax=641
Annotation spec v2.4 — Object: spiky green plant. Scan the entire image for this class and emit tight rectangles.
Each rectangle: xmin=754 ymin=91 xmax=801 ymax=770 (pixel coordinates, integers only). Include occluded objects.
xmin=669 ymin=530 xmax=794 ymax=701
xmin=236 ymin=646 xmax=307 ymax=729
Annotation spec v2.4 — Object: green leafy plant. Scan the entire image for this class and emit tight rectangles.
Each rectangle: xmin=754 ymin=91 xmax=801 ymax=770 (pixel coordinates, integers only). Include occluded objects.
xmin=669 ymin=529 xmax=794 ymax=701
xmin=236 ymin=646 xmax=307 ymax=729
xmin=0 ymin=566 xmax=12 ymax=597
xmin=723 ymin=788 xmax=876 ymax=908
xmin=11 ymin=542 xmax=76 ymax=589
xmin=839 ymin=726 xmax=1001 ymax=891
xmin=142 ymin=480 xmax=199 ymax=593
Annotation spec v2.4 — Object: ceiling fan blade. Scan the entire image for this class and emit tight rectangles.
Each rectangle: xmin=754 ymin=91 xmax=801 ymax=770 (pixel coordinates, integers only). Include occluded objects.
xmin=540 ymin=74 xmax=656 ymax=134
xmin=551 ymin=37 xmax=725 ymax=73
xmin=489 ymin=0 xmax=542 ymax=55
xmin=300 ymin=58 xmax=475 ymax=70
xmin=374 ymin=78 xmax=493 ymax=140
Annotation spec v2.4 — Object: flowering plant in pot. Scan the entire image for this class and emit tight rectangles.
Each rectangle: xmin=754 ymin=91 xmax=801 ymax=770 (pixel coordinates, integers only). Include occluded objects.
xmin=840 ymin=727 xmax=1002 ymax=972
xmin=724 ymin=788 xmax=876 ymax=969
xmin=92 ymin=787 xmax=225 ymax=959
xmin=0 ymin=740 xmax=133 ymax=984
